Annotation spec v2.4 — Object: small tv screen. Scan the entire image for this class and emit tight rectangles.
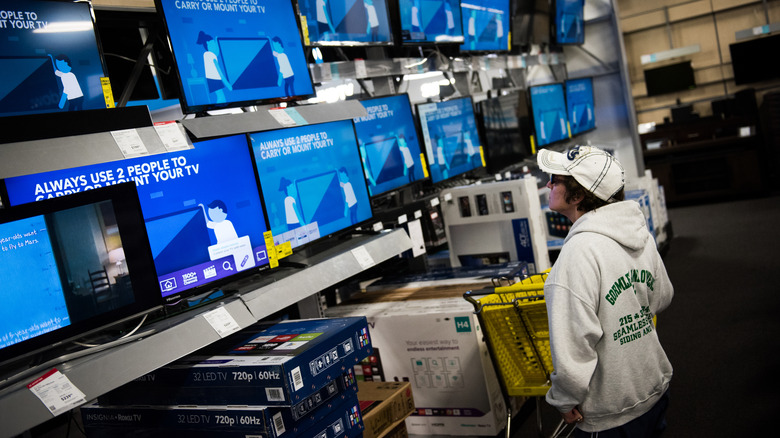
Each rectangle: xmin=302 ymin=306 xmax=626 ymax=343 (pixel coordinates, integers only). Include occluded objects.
xmin=155 ymin=0 xmax=314 ymax=114
xmin=565 ymin=77 xmax=595 ymax=136
xmin=644 ymin=61 xmax=696 ymax=97
xmin=417 ymin=97 xmax=484 ymax=184
xmin=511 ymin=0 xmax=551 ymax=47
xmin=0 ymin=184 xmax=160 ymax=367
xmin=354 ymin=94 xmax=427 ymax=196
xmin=459 ymin=0 xmax=510 ymax=52
xmin=249 ymin=120 xmax=373 ymax=250
xmin=396 ymin=0 xmax=465 ymax=44
xmin=0 ymin=0 xmax=108 ymax=118
xmin=729 ymin=34 xmax=780 ymax=85
xmin=298 ymin=0 xmax=394 ymax=46
xmin=3 ymin=135 xmax=270 ymax=305
xmin=529 ymin=82 xmax=570 ymax=148
xmin=553 ymin=0 xmax=584 ymax=45
xmin=476 ymin=90 xmax=532 ymax=174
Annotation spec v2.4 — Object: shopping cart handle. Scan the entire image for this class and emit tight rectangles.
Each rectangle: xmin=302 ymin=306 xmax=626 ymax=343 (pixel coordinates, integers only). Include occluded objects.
xmin=463 ymin=288 xmax=498 ymax=313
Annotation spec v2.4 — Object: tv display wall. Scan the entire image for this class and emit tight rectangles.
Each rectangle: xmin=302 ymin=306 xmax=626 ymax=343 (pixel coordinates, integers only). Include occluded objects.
xmin=553 ymin=0 xmax=584 ymax=45
xmin=396 ymin=0 xmax=465 ymax=44
xmin=529 ymin=83 xmax=569 ymax=148
xmin=459 ymin=0 xmax=510 ymax=52
xmin=298 ymin=0 xmax=394 ymax=46
xmin=565 ymin=77 xmax=595 ymax=136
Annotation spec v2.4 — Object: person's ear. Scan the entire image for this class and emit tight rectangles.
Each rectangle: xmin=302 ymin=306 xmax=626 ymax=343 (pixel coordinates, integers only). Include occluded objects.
xmin=568 ymin=192 xmax=584 ymax=206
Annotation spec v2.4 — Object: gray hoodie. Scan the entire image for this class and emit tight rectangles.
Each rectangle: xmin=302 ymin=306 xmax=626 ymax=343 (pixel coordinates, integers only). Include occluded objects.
xmin=543 ymin=200 xmax=673 ymax=432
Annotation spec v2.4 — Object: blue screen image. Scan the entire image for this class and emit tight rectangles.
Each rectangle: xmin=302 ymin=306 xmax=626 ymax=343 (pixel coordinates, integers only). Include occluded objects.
xmin=4 ymin=135 xmax=269 ymax=300
xmin=249 ymin=120 xmax=372 ymax=249
xmin=565 ymin=77 xmax=595 ymax=136
xmin=354 ymin=94 xmax=426 ymax=196
xmin=0 ymin=0 xmax=107 ymax=117
xmin=398 ymin=0 xmax=464 ymax=43
xmin=417 ymin=97 xmax=483 ymax=184
xmin=0 ymin=215 xmax=70 ymax=349
xmin=298 ymin=0 xmax=393 ymax=45
xmin=459 ymin=0 xmax=510 ymax=52
xmin=157 ymin=0 xmax=313 ymax=113
xmin=555 ymin=0 xmax=584 ymax=44
xmin=530 ymin=83 xmax=570 ymax=147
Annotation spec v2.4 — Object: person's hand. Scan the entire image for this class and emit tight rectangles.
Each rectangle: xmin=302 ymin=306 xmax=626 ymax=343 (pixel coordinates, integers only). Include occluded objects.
xmin=562 ymin=407 xmax=584 ymax=424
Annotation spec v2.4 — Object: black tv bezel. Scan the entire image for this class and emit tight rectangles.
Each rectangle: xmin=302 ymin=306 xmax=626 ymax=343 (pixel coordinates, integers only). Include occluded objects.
xmin=0 ymin=183 xmax=162 ymax=368
xmin=295 ymin=0 xmax=396 ymax=47
xmin=153 ymin=0 xmax=316 ymax=115
xmin=643 ymin=60 xmax=696 ymax=97
xmin=354 ymin=93 xmax=429 ymax=198
xmin=528 ymin=81 xmax=571 ymax=150
xmin=510 ymin=0 xmax=551 ymax=48
xmin=415 ymin=95 xmax=486 ymax=185
xmin=551 ymin=0 xmax=585 ymax=46
xmin=389 ymin=0 xmax=467 ymax=46
xmin=475 ymin=89 xmax=533 ymax=174
xmin=564 ymin=76 xmax=596 ymax=137
xmin=458 ymin=0 xmax=512 ymax=54
xmin=729 ymin=33 xmax=780 ymax=86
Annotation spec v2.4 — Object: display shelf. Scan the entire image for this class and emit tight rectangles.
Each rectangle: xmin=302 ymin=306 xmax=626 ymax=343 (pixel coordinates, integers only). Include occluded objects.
xmin=0 ymin=229 xmax=412 ymax=438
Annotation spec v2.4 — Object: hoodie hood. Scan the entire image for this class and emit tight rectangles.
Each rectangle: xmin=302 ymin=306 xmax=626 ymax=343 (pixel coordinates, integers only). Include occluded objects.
xmin=564 ymin=201 xmax=649 ymax=251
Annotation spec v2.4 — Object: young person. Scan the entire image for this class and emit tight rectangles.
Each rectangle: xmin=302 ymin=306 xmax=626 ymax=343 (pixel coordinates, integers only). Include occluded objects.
xmin=537 ymin=145 xmax=673 ymax=437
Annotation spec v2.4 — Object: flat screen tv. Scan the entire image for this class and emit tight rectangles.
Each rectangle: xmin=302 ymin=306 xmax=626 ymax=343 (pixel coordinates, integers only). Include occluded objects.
xmin=3 ymin=135 xmax=270 ymax=305
xmin=729 ymin=33 xmax=780 ymax=85
xmin=353 ymin=94 xmax=427 ymax=196
xmin=644 ymin=61 xmax=696 ymax=97
xmin=417 ymin=96 xmax=484 ymax=184
xmin=0 ymin=183 xmax=161 ymax=368
xmin=529 ymin=82 xmax=569 ymax=148
xmin=297 ymin=0 xmax=394 ymax=46
xmin=511 ymin=0 xmax=551 ymax=47
xmin=0 ymin=0 xmax=109 ymax=118
xmin=155 ymin=0 xmax=314 ymax=114
xmin=395 ymin=0 xmax=465 ymax=44
xmin=475 ymin=90 xmax=532 ymax=174
xmin=553 ymin=0 xmax=584 ymax=45
xmin=249 ymin=120 xmax=373 ymax=250
xmin=565 ymin=77 xmax=595 ymax=136
xmin=459 ymin=0 xmax=510 ymax=52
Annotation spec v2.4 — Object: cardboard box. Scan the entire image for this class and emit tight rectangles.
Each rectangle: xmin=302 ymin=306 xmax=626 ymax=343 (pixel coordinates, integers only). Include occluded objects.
xmin=358 ymin=381 xmax=415 ymax=438
xmin=379 ymin=418 xmax=409 ymax=438
xmin=99 ymin=317 xmax=371 ymax=406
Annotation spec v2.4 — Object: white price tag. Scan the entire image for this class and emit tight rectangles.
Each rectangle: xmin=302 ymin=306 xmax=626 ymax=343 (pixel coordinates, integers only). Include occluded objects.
xmin=397 ymin=214 xmax=408 ymax=225
xmin=443 ymin=193 xmax=453 ymax=202
xmin=27 ymin=369 xmax=86 ymax=416
xmin=154 ymin=121 xmax=192 ymax=152
xmin=351 ymin=246 xmax=375 ymax=270
xmin=203 ymin=307 xmax=241 ymax=338
xmin=111 ymin=128 xmax=149 ymax=158
xmin=269 ymin=108 xmax=299 ymax=127
xmin=407 ymin=219 xmax=427 ymax=258
xmin=372 ymin=221 xmax=384 ymax=232
xmin=414 ymin=210 xmax=423 ymax=219
xmin=430 ymin=197 xmax=440 ymax=207
xmin=354 ymin=59 xmax=367 ymax=78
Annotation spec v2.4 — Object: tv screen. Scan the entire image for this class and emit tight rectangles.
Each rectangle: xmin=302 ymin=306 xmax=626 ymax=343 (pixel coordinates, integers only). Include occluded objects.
xmin=729 ymin=34 xmax=780 ymax=85
xmin=249 ymin=120 xmax=373 ymax=250
xmin=0 ymin=184 xmax=160 ymax=367
xmin=0 ymin=0 xmax=108 ymax=118
xmin=3 ymin=135 xmax=270 ymax=305
xmin=417 ymin=97 xmax=484 ymax=184
xmin=644 ymin=61 xmax=696 ymax=97
xmin=459 ymin=0 xmax=510 ymax=52
xmin=353 ymin=94 xmax=427 ymax=196
xmin=553 ymin=0 xmax=584 ymax=45
xmin=155 ymin=0 xmax=314 ymax=114
xmin=529 ymin=82 xmax=569 ymax=148
xmin=396 ymin=0 xmax=465 ymax=44
xmin=565 ymin=77 xmax=595 ymax=136
xmin=475 ymin=90 xmax=532 ymax=174
xmin=511 ymin=0 xmax=551 ymax=47
xmin=298 ymin=0 xmax=394 ymax=46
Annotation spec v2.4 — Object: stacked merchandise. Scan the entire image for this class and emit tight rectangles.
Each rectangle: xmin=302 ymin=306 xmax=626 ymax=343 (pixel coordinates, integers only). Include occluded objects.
xmin=358 ymin=381 xmax=415 ymax=438
xmin=82 ymin=317 xmax=372 ymax=437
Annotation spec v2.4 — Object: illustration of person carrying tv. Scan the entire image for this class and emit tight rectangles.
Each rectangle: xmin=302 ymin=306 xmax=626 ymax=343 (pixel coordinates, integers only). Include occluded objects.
xmin=397 ymin=134 xmax=416 ymax=183
xmin=338 ymin=167 xmax=359 ymax=224
xmin=444 ymin=0 xmax=456 ymax=36
xmin=279 ymin=177 xmax=304 ymax=232
xmin=198 ymin=200 xmax=238 ymax=243
xmin=358 ymin=140 xmax=378 ymax=188
xmin=410 ymin=0 xmax=422 ymax=33
xmin=464 ymin=131 xmax=480 ymax=167
xmin=48 ymin=54 xmax=84 ymax=111
xmin=317 ymin=0 xmax=336 ymax=40
xmin=271 ymin=37 xmax=295 ymax=97
xmin=435 ymin=135 xmax=450 ymax=180
xmin=364 ymin=0 xmax=380 ymax=41
xmin=467 ymin=9 xmax=477 ymax=50
xmin=196 ymin=31 xmax=233 ymax=104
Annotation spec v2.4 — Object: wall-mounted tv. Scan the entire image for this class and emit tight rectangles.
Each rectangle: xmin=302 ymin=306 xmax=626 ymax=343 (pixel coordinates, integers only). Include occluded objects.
xmin=553 ymin=0 xmax=584 ymax=45
xmin=511 ymin=0 xmax=551 ymax=47
xmin=417 ymin=96 xmax=484 ymax=184
xmin=0 ymin=0 xmax=109 ymax=118
xmin=644 ymin=60 xmax=696 ymax=97
xmin=353 ymin=94 xmax=427 ymax=196
xmin=3 ymin=135 xmax=270 ymax=306
xmin=0 ymin=184 xmax=161 ymax=368
xmin=297 ymin=0 xmax=394 ymax=46
xmin=394 ymin=0 xmax=465 ymax=44
xmin=729 ymin=33 xmax=780 ymax=85
xmin=475 ymin=90 xmax=532 ymax=174
xmin=249 ymin=120 xmax=373 ymax=250
xmin=529 ymin=82 xmax=569 ymax=148
xmin=155 ymin=0 xmax=314 ymax=114
xmin=565 ymin=77 xmax=595 ymax=136
xmin=459 ymin=0 xmax=510 ymax=52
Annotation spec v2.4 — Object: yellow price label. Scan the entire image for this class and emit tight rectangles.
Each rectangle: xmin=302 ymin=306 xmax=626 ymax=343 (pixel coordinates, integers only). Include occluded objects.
xmin=530 ymin=136 xmax=536 ymax=155
xmin=100 ymin=77 xmax=115 ymax=108
xmin=420 ymin=153 xmax=429 ymax=178
xmin=300 ymin=15 xmax=310 ymax=46
xmin=479 ymin=146 xmax=486 ymax=168
xmin=275 ymin=241 xmax=293 ymax=259
xmin=567 ymin=121 xmax=572 ymax=138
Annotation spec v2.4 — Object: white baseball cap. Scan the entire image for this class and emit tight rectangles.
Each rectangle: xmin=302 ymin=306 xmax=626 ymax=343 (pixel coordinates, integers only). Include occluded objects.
xmin=537 ymin=146 xmax=625 ymax=202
